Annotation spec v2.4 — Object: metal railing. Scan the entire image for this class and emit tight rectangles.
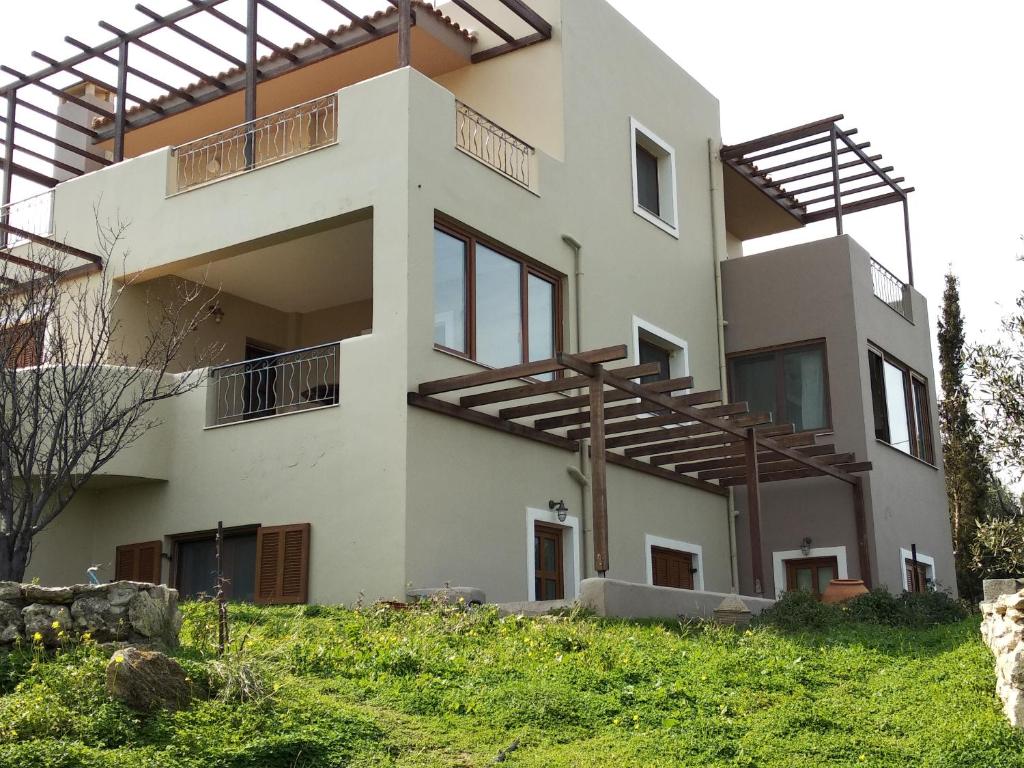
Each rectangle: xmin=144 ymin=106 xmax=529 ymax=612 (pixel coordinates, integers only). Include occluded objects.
xmin=870 ymin=258 xmax=913 ymax=322
xmin=207 ymin=342 xmax=340 ymax=426
xmin=0 ymin=190 xmax=55 ymax=247
xmin=455 ymin=101 xmax=534 ymax=189
xmin=173 ymin=93 xmax=338 ymax=193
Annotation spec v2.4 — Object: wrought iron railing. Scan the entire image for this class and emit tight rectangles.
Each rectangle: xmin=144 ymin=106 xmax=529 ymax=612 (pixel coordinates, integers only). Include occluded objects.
xmin=207 ymin=342 xmax=340 ymax=426
xmin=0 ymin=190 xmax=55 ymax=247
xmin=870 ymin=258 xmax=913 ymax=321
xmin=173 ymin=93 xmax=338 ymax=193
xmin=455 ymin=101 xmax=534 ymax=189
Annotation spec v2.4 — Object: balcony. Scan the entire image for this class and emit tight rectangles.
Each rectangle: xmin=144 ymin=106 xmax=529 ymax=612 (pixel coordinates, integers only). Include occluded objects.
xmin=0 ymin=189 xmax=54 ymax=247
xmin=870 ymin=258 xmax=912 ymax=322
xmin=455 ymin=101 xmax=536 ymax=190
xmin=207 ymin=342 xmax=340 ymax=426
xmin=172 ymin=94 xmax=338 ymax=194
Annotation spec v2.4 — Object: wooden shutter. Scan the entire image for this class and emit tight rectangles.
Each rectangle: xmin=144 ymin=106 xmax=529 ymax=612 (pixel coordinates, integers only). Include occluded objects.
xmin=114 ymin=541 xmax=163 ymax=583
xmin=1 ymin=322 xmax=43 ymax=369
xmin=255 ymin=523 xmax=310 ymax=604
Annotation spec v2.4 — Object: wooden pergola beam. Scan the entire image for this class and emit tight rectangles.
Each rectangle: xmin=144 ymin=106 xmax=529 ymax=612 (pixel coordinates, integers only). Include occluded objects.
xmin=460 ymin=363 xmax=669 ymax=408
xmin=605 ymin=411 xmax=773 ymax=450
xmin=495 ymin=364 xmax=665 ymax=417
xmin=719 ymin=461 xmax=872 ymax=487
xmin=666 ymin=435 xmax=822 ymax=471
xmin=721 ymin=114 xmax=844 ymax=159
xmin=700 ymin=452 xmax=855 ymax=482
xmin=533 ymin=387 xmax=721 ymax=430
xmin=624 ymin=423 xmax=792 ymax=459
xmin=0 ymin=223 xmax=103 ymax=265
xmin=565 ymin=402 xmax=747 ymax=441
xmin=606 ymin=452 xmax=728 ymax=498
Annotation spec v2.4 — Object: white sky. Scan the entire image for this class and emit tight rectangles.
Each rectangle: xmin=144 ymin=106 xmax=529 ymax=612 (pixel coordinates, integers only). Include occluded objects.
xmin=2 ymin=0 xmax=1022 ymax=345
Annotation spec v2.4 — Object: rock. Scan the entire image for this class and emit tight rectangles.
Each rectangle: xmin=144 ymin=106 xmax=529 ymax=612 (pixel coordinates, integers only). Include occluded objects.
xmin=71 ymin=596 xmax=130 ymax=641
xmin=128 ymin=589 xmax=182 ymax=645
xmin=107 ymin=582 xmax=141 ymax=607
xmin=105 ymin=647 xmax=191 ymax=712
xmin=22 ymin=603 xmax=72 ymax=646
xmin=0 ymin=582 xmax=22 ymax=602
xmin=0 ymin=600 xmax=22 ymax=644
xmin=71 ymin=583 xmax=109 ymax=599
xmin=22 ymin=585 xmax=74 ymax=603
xmin=406 ymin=586 xmax=486 ymax=606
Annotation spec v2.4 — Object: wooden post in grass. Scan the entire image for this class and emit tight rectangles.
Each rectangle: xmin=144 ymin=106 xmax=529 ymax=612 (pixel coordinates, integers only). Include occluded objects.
xmin=216 ymin=520 xmax=229 ymax=654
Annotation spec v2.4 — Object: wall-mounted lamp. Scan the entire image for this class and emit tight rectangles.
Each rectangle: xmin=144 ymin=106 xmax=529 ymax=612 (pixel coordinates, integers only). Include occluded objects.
xmin=549 ymin=499 xmax=569 ymax=523
xmin=800 ymin=536 xmax=813 ymax=557
xmin=206 ymin=303 xmax=225 ymax=325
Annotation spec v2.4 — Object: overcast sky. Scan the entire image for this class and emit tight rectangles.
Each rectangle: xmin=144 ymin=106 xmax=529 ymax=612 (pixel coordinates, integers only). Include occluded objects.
xmin=2 ymin=0 xmax=1021 ymax=349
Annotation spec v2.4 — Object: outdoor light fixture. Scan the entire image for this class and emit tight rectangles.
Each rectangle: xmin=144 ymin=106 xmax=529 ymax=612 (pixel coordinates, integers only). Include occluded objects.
xmin=549 ymin=499 xmax=568 ymax=523
xmin=206 ymin=303 xmax=225 ymax=324
xmin=800 ymin=537 xmax=813 ymax=557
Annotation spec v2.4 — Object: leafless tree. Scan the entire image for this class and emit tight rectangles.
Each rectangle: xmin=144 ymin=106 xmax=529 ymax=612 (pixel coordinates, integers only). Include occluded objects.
xmin=0 ymin=220 xmax=218 ymax=581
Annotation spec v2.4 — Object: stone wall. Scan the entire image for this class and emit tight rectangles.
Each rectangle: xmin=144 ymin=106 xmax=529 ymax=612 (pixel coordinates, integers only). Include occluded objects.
xmin=980 ymin=579 xmax=1024 ymax=729
xmin=0 ymin=581 xmax=182 ymax=649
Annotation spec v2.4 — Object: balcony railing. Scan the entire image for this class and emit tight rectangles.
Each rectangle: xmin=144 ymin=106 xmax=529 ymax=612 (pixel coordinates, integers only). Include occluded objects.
xmin=455 ymin=101 xmax=534 ymax=189
xmin=870 ymin=258 xmax=913 ymax=322
xmin=172 ymin=93 xmax=338 ymax=193
xmin=207 ymin=342 xmax=339 ymax=426
xmin=0 ymin=190 xmax=54 ymax=247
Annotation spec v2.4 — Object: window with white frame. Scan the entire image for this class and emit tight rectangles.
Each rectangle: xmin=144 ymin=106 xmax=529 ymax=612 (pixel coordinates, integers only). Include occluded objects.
xmin=632 ymin=317 xmax=688 ymax=385
xmin=645 ymin=534 xmax=703 ymax=591
xmin=899 ymin=548 xmax=935 ymax=592
xmin=630 ymin=118 xmax=679 ymax=237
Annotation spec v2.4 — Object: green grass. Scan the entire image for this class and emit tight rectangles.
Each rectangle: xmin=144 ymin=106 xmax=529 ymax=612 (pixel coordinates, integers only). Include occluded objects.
xmin=0 ymin=601 xmax=1021 ymax=767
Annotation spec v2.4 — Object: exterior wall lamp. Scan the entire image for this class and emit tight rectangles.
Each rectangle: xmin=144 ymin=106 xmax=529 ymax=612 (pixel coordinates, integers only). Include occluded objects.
xmin=549 ymin=499 xmax=568 ymax=523
xmin=206 ymin=303 xmax=225 ymax=324
xmin=800 ymin=537 xmax=813 ymax=557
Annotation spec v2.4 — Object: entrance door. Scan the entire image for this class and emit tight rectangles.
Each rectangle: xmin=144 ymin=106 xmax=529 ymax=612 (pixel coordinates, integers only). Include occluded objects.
xmin=784 ymin=556 xmax=838 ymax=599
xmin=534 ymin=523 xmax=564 ymax=600
xmin=243 ymin=342 xmax=278 ymax=420
xmin=651 ymin=546 xmax=694 ymax=589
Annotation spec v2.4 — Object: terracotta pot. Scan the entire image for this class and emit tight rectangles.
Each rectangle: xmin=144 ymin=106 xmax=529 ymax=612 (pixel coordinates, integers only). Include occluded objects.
xmin=821 ymin=579 xmax=868 ymax=604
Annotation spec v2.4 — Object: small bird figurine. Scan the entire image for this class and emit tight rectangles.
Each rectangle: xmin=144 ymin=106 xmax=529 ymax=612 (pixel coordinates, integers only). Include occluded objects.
xmin=86 ymin=565 xmax=102 ymax=585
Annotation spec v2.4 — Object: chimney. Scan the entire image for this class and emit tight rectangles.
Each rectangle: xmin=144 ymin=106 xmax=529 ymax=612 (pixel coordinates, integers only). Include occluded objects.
xmin=54 ymin=81 xmax=116 ymax=182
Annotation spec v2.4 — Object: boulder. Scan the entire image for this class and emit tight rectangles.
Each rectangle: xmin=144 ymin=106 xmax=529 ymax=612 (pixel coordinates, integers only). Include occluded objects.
xmin=22 ymin=585 xmax=74 ymax=603
xmin=105 ymin=647 xmax=192 ymax=712
xmin=0 ymin=600 xmax=22 ymax=644
xmin=22 ymin=603 xmax=72 ymax=646
xmin=70 ymin=596 xmax=130 ymax=641
xmin=128 ymin=586 xmax=182 ymax=646
xmin=107 ymin=582 xmax=140 ymax=607
xmin=0 ymin=582 xmax=22 ymax=602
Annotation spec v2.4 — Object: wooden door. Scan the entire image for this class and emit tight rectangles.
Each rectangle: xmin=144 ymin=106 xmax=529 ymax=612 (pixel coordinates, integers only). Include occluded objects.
xmin=651 ymin=546 xmax=694 ymax=589
xmin=534 ymin=523 xmax=564 ymax=600
xmin=784 ymin=556 xmax=839 ymax=599
xmin=905 ymin=559 xmax=928 ymax=593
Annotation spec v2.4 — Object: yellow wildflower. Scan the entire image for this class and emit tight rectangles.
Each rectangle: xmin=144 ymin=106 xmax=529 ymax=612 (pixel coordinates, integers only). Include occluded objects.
xmin=82 ymin=632 xmax=92 ymax=642
xmin=32 ymin=631 xmax=43 ymax=643
xmin=51 ymin=620 xmax=61 ymax=629
xmin=113 ymin=652 xmax=125 ymax=664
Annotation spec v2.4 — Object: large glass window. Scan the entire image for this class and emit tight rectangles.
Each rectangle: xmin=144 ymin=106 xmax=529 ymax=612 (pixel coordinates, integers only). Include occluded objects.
xmin=729 ymin=342 xmax=829 ymax=432
xmin=635 ymin=144 xmax=660 ymax=216
xmin=433 ymin=221 xmax=561 ymax=370
xmin=868 ymin=347 xmax=935 ymax=463
xmin=175 ymin=530 xmax=257 ymax=602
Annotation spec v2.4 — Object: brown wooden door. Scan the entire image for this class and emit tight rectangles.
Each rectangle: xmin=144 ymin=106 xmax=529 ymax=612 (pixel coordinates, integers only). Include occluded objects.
xmin=651 ymin=546 xmax=694 ymax=590
xmin=905 ymin=559 xmax=928 ymax=593
xmin=784 ymin=556 xmax=839 ymax=599
xmin=534 ymin=523 xmax=564 ymax=600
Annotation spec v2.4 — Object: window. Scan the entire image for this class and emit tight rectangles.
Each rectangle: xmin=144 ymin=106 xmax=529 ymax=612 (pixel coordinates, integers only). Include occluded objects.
xmin=1 ymin=321 xmax=44 ymax=369
xmin=645 ymin=535 xmax=703 ymax=590
xmin=728 ymin=341 xmax=830 ymax=432
xmin=630 ymin=118 xmax=678 ymax=236
xmin=784 ymin=556 xmax=838 ymax=599
xmin=633 ymin=318 xmax=688 ymax=385
xmin=868 ymin=347 xmax=935 ymax=463
xmin=115 ymin=541 xmax=163 ymax=584
xmin=899 ymin=548 xmax=935 ymax=592
xmin=433 ymin=221 xmax=561 ymax=374
xmin=170 ymin=523 xmax=310 ymax=604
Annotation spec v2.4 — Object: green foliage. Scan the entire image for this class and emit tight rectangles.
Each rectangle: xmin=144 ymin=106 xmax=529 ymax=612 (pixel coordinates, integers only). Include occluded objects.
xmin=0 ymin=600 xmax=1020 ymax=767
xmin=971 ymin=514 xmax=1024 ymax=579
xmin=755 ymin=588 xmax=969 ymax=632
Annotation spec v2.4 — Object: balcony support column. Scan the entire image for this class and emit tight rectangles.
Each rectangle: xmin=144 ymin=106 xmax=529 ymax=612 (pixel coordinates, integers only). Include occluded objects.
xmin=244 ymin=0 xmax=258 ymax=168
xmin=745 ymin=427 xmax=764 ymax=595
xmin=398 ymin=0 xmax=412 ymax=67
xmin=1 ymin=91 xmax=15 ymax=248
xmin=113 ymin=39 xmax=128 ymax=163
xmin=853 ymin=476 xmax=872 ymax=588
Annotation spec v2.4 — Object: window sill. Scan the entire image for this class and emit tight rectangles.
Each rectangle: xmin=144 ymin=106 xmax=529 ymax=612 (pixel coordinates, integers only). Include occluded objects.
xmin=873 ymin=438 xmax=938 ymax=470
xmin=632 ymin=205 xmax=679 ymax=239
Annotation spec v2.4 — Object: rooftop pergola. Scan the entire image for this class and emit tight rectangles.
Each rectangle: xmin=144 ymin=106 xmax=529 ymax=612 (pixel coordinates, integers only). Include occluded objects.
xmin=0 ymin=0 xmax=550 ymax=282
xmin=721 ymin=115 xmax=916 ymax=284
xmin=411 ymin=345 xmax=873 ymax=595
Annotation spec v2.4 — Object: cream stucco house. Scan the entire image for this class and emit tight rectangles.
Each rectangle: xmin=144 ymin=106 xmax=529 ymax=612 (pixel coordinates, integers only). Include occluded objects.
xmin=0 ymin=0 xmax=954 ymax=606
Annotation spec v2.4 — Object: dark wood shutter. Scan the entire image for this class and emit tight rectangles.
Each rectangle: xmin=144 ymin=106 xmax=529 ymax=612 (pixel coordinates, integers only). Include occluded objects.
xmin=1 ymin=322 xmax=43 ymax=369
xmin=114 ymin=541 xmax=163 ymax=583
xmin=651 ymin=547 xmax=694 ymax=590
xmin=255 ymin=523 xmax=310 ymax=604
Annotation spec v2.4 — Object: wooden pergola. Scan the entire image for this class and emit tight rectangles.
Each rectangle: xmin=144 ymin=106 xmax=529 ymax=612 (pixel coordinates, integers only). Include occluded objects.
xmin=411 ymin=345 xmax=873 ymax=595
xmin=721 ymin=115 xmax=916 ymax=285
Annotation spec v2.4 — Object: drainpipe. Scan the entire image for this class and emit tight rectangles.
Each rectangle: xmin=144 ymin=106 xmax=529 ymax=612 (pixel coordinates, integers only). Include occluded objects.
xmin=708 ymin=139 xmax=739 ymax=592
xmin=562 ymin=233 xmax=590 ymax=579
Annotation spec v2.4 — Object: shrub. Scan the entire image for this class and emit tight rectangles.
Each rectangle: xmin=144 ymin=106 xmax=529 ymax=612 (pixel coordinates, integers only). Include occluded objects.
xmin=756 ymin=588 xmax=970 ymax=632
xmin=752 ymin=590 xmax=843 ymax=632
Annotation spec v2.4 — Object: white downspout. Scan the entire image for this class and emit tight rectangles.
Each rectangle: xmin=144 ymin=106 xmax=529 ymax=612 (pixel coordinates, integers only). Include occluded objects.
xmin=708 ymin=138 xmax=740 ymax=592
xmin=562 ymin=234 xmax=590 ymax=580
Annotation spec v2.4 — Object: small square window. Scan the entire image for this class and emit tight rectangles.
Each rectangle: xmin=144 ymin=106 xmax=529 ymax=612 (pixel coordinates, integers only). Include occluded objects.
xmin=633 ymin=318 xmax=688 ymax=385
xmin=630 ymin=118 xmax=678 ymax=237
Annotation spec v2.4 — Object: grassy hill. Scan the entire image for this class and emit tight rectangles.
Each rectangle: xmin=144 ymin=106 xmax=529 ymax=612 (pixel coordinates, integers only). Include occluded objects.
xmin=0 ymin=599 xmax=1022 ymax=767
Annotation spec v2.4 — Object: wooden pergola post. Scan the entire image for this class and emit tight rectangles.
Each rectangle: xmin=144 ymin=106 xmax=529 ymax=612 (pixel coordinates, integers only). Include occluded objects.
xmin=113 ymin=39 xmax=128 ymax=162
xmin=589 ymin=366 xmax=609 ymax=575
xmin=744 ymin=426 xmax=764 ymax=595
xmin=243 ymin=0 xmax=258 ymax=168
xmin=397 ymin=0 xmax=412 ymax=67
xmin=852 ymin=476 xmax=872 ymax=588
xmin=1 ymin=91 xmax=14 ymax=249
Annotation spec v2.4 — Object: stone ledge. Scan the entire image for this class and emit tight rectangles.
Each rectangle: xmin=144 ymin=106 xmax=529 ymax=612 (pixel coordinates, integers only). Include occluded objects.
xmin=981 ymin=579 xmax=1024 ymax=729
xmin=577 ymin=578 xmax=775 ymax=621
